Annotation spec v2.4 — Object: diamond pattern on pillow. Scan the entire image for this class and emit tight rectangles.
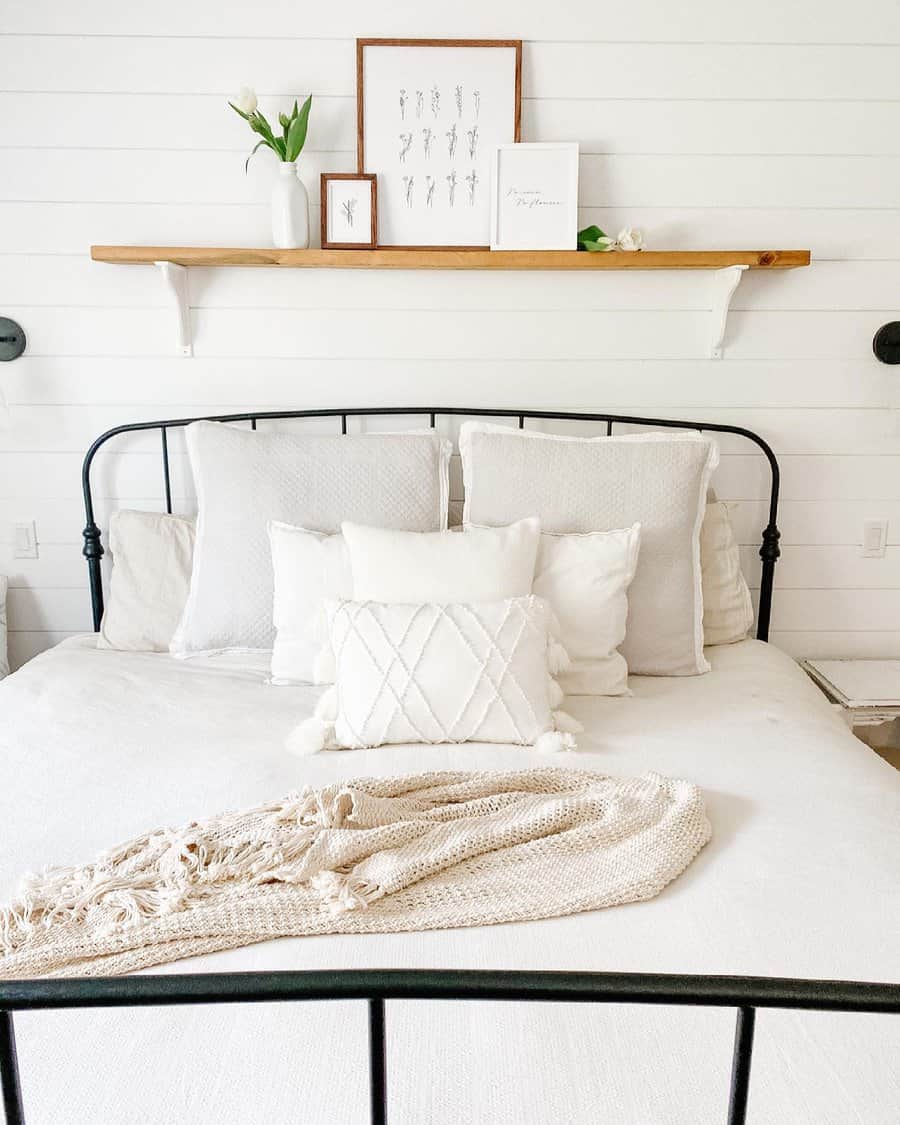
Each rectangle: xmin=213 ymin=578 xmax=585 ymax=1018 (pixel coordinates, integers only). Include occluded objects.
xmin=316 ymin=597 xmax=568 ymax=751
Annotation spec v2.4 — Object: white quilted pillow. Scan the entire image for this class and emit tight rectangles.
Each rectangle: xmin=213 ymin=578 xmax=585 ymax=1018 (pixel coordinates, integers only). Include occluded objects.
xmin=173 ymin=422 xmax=451 ymax=654
xmin=460 ymin=423 xmax=718 ymax=677
xmin=701 ymin=501 xmax=754 ymax=645
xmin=289 ymin=597 xmax=581 ymax=753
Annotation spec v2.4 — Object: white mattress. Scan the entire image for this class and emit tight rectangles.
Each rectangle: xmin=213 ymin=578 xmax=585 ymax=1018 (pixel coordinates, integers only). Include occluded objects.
xmin=1 ymin=636 xmax=897 ymax=1124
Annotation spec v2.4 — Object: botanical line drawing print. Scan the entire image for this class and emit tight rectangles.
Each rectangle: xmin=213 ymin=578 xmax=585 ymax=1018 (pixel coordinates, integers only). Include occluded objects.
xmin=399 ymin=89 xmax=408 ymax=120
xmin=403 ymin=175 xmax=415 ymax=207
xmin=399 ymin=132 xmax=413 ymax=163
xmin=425 ymin=175 xmax=435 ymax=207
xmin=415 ymin=90 xmax=424 ymax=118
xmin=430 ymin=85 xmax=441 ymax=118
xmin=466 ymin=169 xmax=478 ymax=206
xmin=446 ymin=170 xmax=458 ymax=207
xmin=340 ymin=197 xmax=357 ymax=227
xmin=422 ymin=127 xmax=433 ymax=159
xmin=466 ymin=124 xmax=479 ymax=160
xmin=455 ymin=85 xmax=463 ymax=118
xmin=473 ymin=89 xmax=481 ymax=118
xmin=446 ymin=122 xmax=458 ymax=159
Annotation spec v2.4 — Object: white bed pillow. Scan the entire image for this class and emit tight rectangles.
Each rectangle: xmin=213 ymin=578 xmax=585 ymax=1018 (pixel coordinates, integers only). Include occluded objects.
xmin=98 ymin=510 xmax=195 ymax=652
xmin=173 ymin=422 xmax=451 ymax=654
xmin=701 ymin=501 xmax=754 ymax=646
xmin=0 ymin=575 xmax=8 ymax=679
xmin=460 ymin=422 xmax=718 ymax=677
xmin=269 ymin=522 xmax=352 ymax=684
xmin=343 ymin=518 xmax=541 ymax=603
xmin=289 ymin=596 xmax=580 ymax=753
xmin=532 ymin=525 xmax=641 ymax=696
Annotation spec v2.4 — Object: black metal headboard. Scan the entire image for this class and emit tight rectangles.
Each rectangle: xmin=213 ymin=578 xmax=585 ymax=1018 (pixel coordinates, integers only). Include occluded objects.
xmin=81 ymin=407 xmax=781 ymax=640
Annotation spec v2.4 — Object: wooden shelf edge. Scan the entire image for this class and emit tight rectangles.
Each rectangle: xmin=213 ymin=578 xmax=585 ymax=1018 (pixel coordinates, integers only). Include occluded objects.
xmin=90 ymin=246 xmax=811 ymax=270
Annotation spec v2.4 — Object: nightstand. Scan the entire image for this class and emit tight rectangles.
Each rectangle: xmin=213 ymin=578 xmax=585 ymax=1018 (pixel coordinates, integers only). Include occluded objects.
xmin=801 ymin=659 xmax=900 ymax=769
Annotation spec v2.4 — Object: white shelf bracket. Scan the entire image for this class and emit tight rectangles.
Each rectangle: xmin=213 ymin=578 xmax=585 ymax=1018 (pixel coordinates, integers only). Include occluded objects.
xmin=155 ymin=261 xmax=192 ymax=357
xmin=708 ymin=264 xmax=748 ymax=359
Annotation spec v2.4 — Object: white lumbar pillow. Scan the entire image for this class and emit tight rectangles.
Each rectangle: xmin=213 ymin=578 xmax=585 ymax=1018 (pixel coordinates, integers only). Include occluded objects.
xmin=288 ymin=596 xmax=581 ymax=754
xmin=531 ymin=524 xmax=641 ymax=696
xmin=268 ymin=521 xmax=352 ymax=684
xmin=459 ymin=422 xmax=718 ymax=677
xmin=343 ymin=517 xmax=541 ymax=603
xmin=172 ymin=422 xmax=451 ymax=655
xmin=701 ymin=501 xmax=754 ymax=646
xmin=98 ymin=510 xmax=196 ymax=652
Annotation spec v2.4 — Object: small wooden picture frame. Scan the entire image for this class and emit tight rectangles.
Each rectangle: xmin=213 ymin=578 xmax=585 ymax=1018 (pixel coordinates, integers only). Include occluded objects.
xmin=321 ymin=173 xmax=377 ymax=249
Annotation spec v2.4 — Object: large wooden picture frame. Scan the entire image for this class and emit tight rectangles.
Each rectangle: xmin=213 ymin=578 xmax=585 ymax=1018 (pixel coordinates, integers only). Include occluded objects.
xmin=356 ymin=38 xmax=522 ymax=249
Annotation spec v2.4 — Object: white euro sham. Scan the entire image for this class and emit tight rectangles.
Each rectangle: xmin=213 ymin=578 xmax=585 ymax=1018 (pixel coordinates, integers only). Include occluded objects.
xmin=460 ymin=423 xmax=718 ymax=677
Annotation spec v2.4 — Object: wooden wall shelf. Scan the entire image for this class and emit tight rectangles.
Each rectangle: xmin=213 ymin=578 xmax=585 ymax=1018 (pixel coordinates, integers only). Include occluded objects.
xmin=89 ymin=245 xmax=810 ymax=359
xmin=90 ymin=246 xmax=809 ymax=270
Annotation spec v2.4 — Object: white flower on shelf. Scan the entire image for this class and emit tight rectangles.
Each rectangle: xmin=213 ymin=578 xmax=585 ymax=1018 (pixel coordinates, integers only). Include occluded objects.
xmin=231 ymin=86 xmax=258 ymax=114
xmin=615 ymin=227 xmax=644 ymax=252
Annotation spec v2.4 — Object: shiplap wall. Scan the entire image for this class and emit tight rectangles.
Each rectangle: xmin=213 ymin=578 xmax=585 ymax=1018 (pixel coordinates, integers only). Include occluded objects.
xmin=1 ymin=0 xmax=899 ymax=671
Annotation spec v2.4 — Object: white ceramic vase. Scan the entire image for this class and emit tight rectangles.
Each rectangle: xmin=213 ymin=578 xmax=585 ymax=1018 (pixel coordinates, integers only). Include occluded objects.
xmin=271 ymin=162 xmax=309 ymax=249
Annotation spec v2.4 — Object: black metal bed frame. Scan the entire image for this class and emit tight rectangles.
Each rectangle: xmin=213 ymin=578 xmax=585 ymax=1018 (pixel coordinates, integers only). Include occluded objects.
xmin=2 ymin=406 xmax=897 ymax=1124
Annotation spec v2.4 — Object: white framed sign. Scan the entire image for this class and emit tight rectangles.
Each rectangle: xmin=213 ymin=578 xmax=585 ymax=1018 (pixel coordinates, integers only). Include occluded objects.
xmin=490 ymin=142 xmax=580 ymax=251
xmin=357 ymin=39 xmax=522 ymax=249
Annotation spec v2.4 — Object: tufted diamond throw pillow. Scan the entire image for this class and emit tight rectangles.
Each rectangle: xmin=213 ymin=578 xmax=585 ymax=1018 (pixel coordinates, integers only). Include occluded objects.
xmin=288 ymin=596 xmax=581 ymax=754
xmin=172 ymin=422 xmax=451 ymax=654
xmin=460 ymin=423 xmax=718 ymax=677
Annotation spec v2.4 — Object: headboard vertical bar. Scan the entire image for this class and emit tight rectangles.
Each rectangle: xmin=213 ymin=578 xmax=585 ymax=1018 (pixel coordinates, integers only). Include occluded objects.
xmin=429 ymin=412 xmax=436 ymax=428
xmin=606 ymin=420 xmax=613 ymax=435
xmin=517 ymin=415 xmax=525 ymax=429
xmin=161 ymin=428 xmax=173 ymax=515
xmin=250 ymin=418 xmax=257 ymax=431
xmin=341 ymin=415 xmax=348 ymax=435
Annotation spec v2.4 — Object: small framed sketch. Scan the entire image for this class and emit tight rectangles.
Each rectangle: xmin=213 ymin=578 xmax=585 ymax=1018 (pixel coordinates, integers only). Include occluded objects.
xmin=321 ymin=173 xmax=377 ymax=249
xmin=357 ymin=38 xmax=522 ymax=248
xmin=490 ymin=143 xmax=580 ymax=251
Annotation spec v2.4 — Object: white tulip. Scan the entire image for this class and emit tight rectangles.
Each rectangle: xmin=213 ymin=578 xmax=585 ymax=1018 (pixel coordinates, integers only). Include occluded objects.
xmin=615 ymin=227 xmax=644 ymax=252
xmin=231 ymin=86 xmax=258 ymax=114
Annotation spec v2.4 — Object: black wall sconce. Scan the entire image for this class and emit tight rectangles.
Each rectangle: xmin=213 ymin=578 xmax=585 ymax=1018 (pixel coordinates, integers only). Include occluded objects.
xmin=873 ymin=321 xmax=900 ymax=364
xmin=0 ymin=317 xmax=26 ymax=361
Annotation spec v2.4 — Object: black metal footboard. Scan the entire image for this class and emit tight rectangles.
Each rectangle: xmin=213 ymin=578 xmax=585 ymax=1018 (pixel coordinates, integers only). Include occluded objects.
xmin=2 ymin=969 xmax=897 ymax=1125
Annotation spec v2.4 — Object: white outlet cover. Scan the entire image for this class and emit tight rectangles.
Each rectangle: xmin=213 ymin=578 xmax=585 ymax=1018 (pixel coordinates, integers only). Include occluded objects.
xmin=862 ymin=519 xmax=888 ymax=558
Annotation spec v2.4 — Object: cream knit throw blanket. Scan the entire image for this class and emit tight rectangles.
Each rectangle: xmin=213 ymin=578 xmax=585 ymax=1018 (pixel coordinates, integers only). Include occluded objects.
xmin=0 ymin=768 xmax=710 ymax=979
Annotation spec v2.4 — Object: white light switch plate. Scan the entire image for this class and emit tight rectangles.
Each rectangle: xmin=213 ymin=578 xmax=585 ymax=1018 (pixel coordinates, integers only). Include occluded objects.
xmin=13 ymin=521 xmax=38 ymax=559
xmin=862 ymin=519 xmax=888 ymax=558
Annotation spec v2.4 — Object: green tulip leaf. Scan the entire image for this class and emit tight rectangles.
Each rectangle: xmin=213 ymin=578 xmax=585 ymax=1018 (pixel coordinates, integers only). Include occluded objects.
xmin=286 ymin=95 xmax=312 ymax=162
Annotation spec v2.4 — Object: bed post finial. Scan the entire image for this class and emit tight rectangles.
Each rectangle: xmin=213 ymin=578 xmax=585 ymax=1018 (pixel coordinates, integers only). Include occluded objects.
xmin=756 ymin=524 xmax=781 ymax=642
xmin=83 ymin=521 xmax=105 ymax=632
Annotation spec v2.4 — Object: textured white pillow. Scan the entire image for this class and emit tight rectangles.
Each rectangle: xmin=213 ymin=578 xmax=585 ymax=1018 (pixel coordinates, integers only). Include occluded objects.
xmin=343 ymin=518 xmax=541 ymax=603
xmin=173 ymin=423 xmax=451 ymax=654
xmin=533 ymin=525 xmax=642 ymax=696
xmin=701 ymin=501 xmax=754 ymax=645
xmin=269 ymin=522 xmax=352 ymax=684
xmin=289 ymin=596 xmax=580 ymax=753
xmin=98 ymin=510 xmax=195 ymax=652
xmin=460 ymin=423 xmax=718 ymax=676
xmin=0 ymin=575 xmax=8 ymax=679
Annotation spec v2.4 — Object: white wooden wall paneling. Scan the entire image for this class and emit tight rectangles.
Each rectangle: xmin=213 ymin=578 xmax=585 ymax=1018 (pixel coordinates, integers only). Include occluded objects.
xmin=1 ymin=6 xmax=898 ymax=668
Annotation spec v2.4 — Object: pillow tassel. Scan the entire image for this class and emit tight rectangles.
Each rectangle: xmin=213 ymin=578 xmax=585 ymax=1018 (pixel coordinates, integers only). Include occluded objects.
xmin=286 ymin=717 xmax=333 ymax=756
xmin=286 ymin=687 xmax=338 ymax=755
xmin=534 ymin=730 xmax=577 ymax=754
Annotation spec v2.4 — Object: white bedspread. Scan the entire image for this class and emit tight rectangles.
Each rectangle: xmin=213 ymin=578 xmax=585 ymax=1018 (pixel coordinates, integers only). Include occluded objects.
xmin=1 ymin=637 xmax=898 ymax=1124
